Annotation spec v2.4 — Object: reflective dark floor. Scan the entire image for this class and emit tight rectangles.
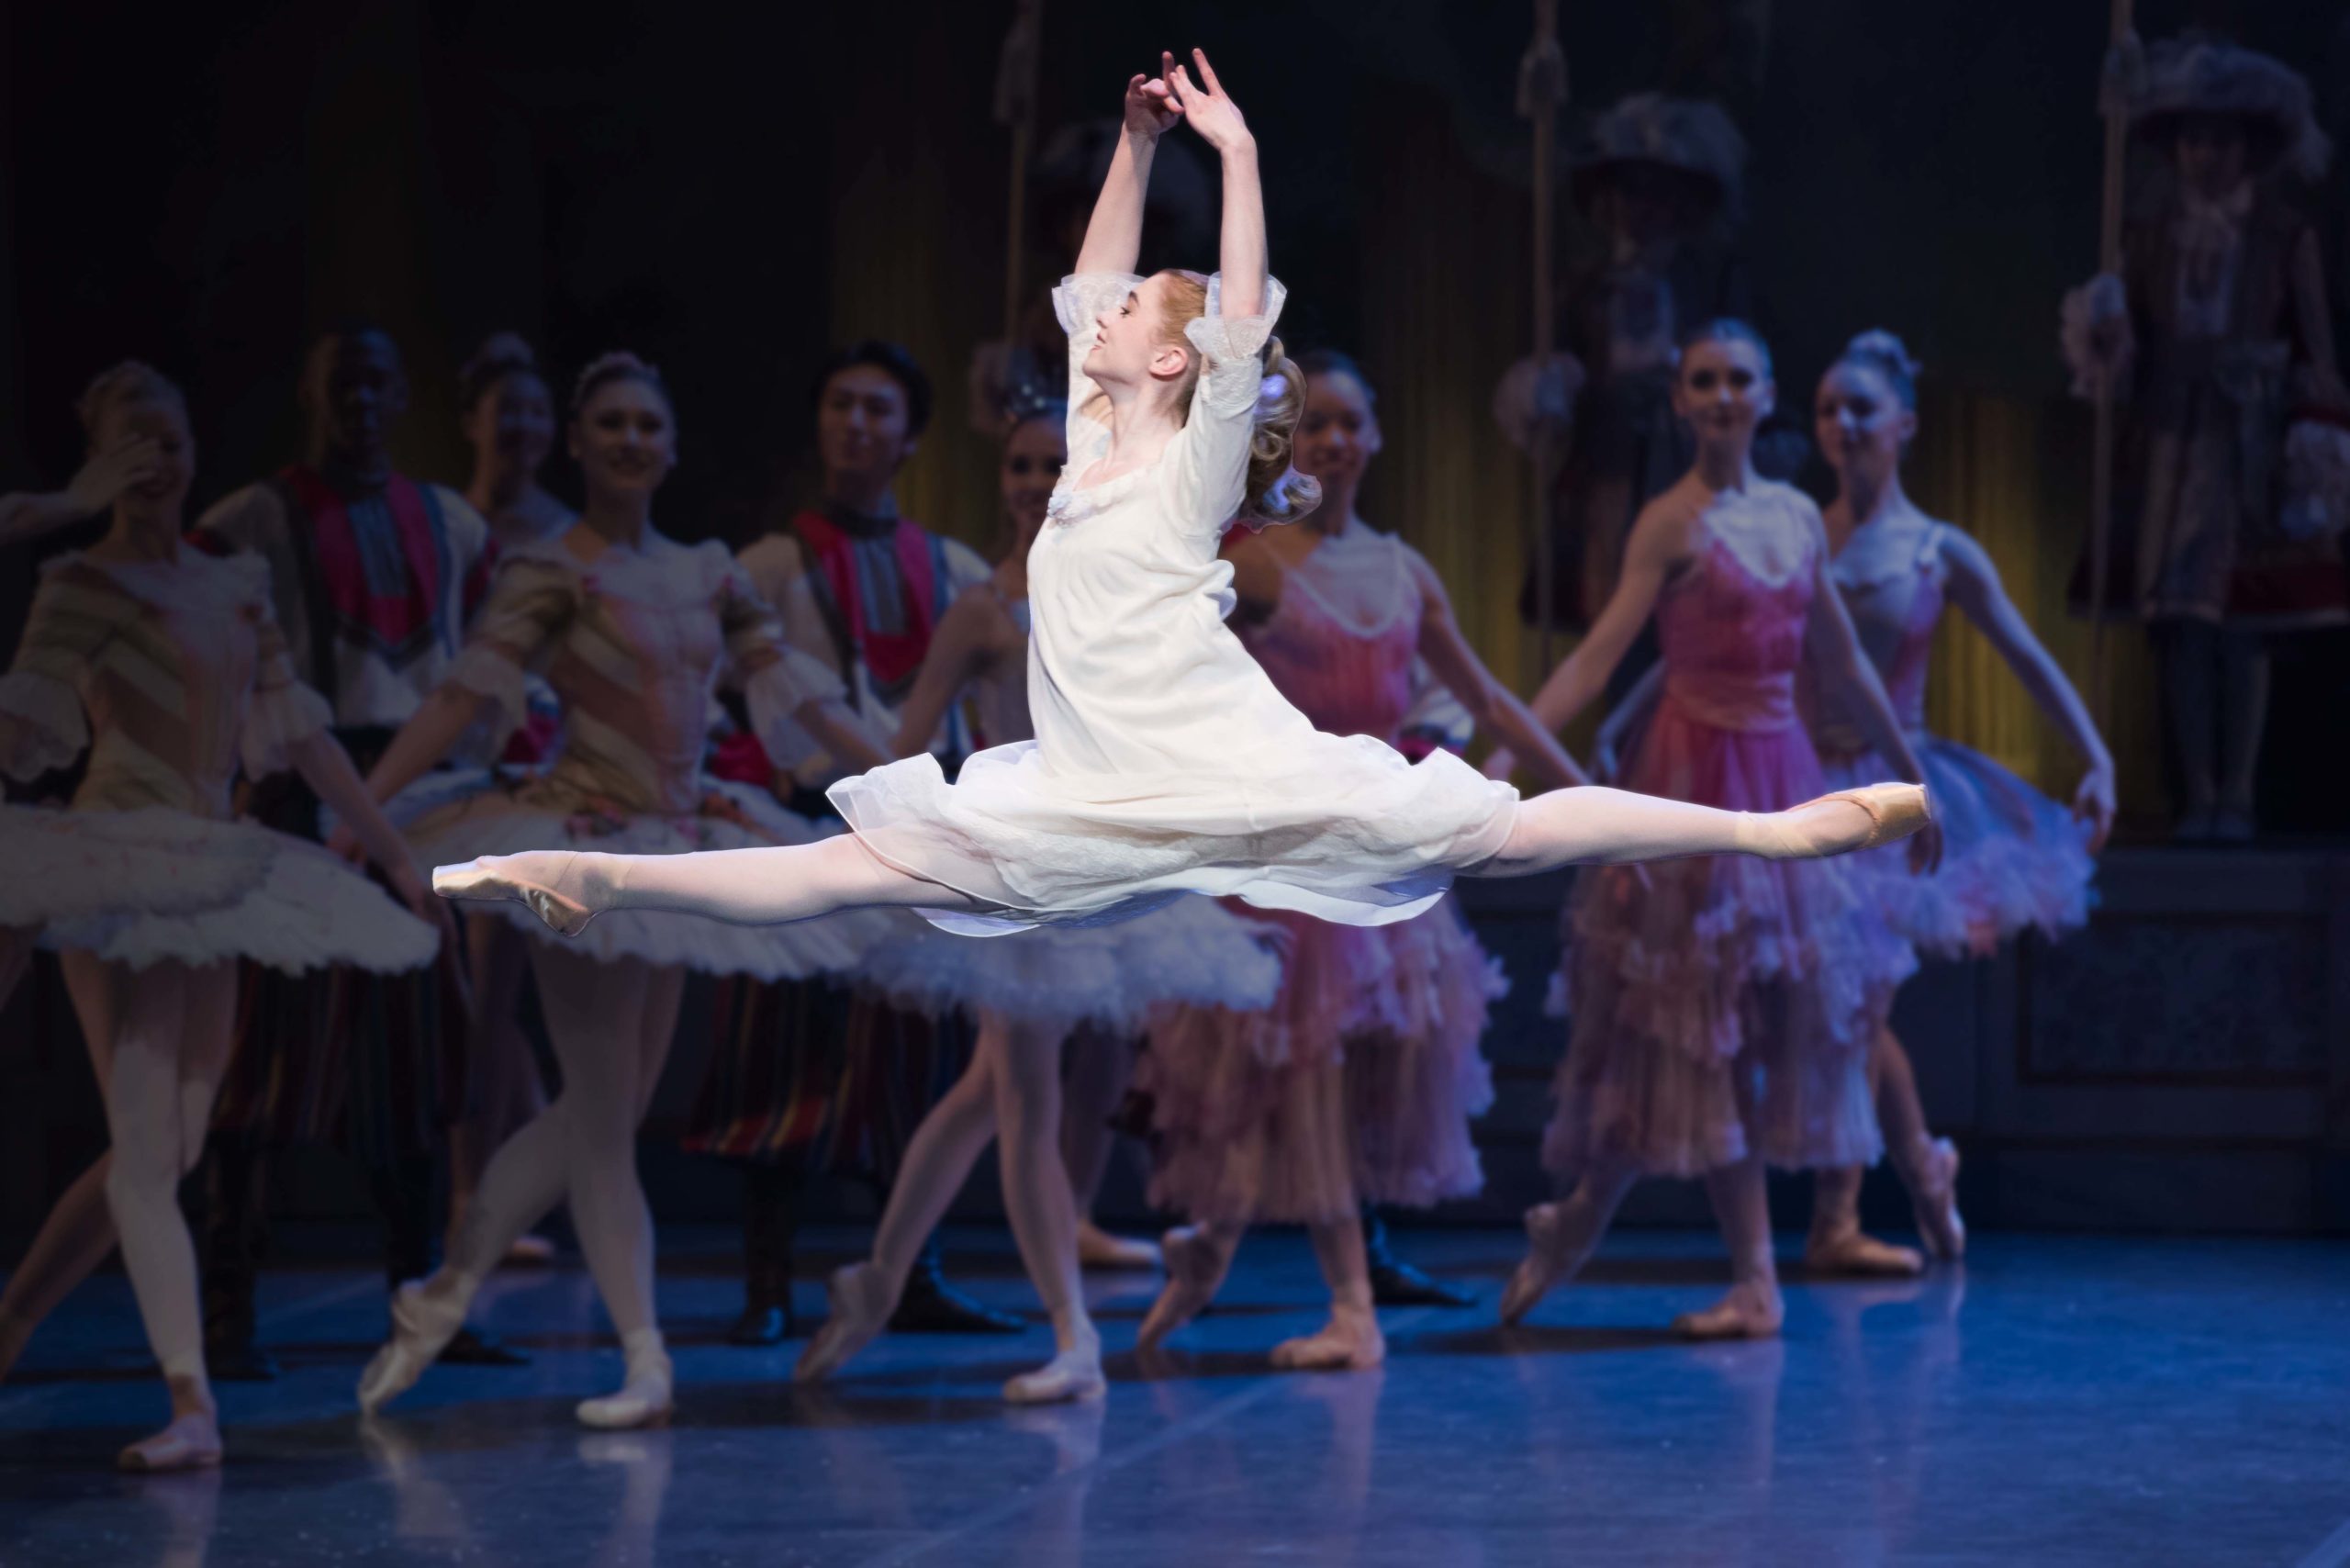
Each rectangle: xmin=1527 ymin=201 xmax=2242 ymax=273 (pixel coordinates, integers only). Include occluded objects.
xmin=4 ymin=1227 xmax=2349 ymax=1566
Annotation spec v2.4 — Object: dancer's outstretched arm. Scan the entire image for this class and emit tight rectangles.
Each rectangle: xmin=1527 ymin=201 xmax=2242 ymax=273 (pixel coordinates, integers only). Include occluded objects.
xmin=0 ymin=437 xmax=161 ymax=545
xmin=1521 ymin=506 xmax=1673 ymax=734
xmin=1170 ymin=50 xmax=1262 ymax=318
xmin=1073 ymin=59 xmax=1179 ymax=276
xmin=1941 ymin=530 xmax=2115 ymax=850
xmin=1405 ymin=553 xmax=1588 ymax=790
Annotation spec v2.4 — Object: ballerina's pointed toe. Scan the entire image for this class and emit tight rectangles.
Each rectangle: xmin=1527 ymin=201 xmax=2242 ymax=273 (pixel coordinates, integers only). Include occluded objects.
xmin=431 ymin=858 xmax=597 ymax=936
xmin=1819 ymin=783 xmax=1932 ymax=853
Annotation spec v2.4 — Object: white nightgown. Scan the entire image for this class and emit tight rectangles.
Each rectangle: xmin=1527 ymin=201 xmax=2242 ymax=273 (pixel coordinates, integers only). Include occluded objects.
xmin=829 ymin=273 xmax=1518 ymax=935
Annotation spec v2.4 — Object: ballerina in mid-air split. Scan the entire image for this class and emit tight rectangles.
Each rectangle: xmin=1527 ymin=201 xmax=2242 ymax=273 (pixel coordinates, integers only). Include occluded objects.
xmin=435 ymin=49 xmax=1931 ymax=945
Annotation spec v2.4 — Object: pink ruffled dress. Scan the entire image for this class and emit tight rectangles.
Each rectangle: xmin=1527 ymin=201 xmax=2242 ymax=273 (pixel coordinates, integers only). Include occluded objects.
xmin=1544 ymin=489 xmax=1913 ymax=1180
xmin=1814 ymin=521 xmax=2095 ymax=958
xmin=1141 ymin=524 xmax=1505 ymax=1225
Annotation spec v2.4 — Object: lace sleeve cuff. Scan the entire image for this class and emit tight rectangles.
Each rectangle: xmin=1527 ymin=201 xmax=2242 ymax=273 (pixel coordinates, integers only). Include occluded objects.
xmin=238 ymin=679 xmax=333 ymax=779
xmin=1053 ymin=273 xmax=1147 ymax=338
xmin=744 ymin=648 xmax=849 ymax=773
xmin=443 ymin=644 xmax=532 ymax=743
xmin=0 ymin=671 xmax=88 ymax=780
xmin=1184 ymin=274 xmax=1289 ymax=414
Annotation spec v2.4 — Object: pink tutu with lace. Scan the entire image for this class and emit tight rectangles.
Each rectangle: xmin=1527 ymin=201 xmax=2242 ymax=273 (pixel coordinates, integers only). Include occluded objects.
xmin=1141 ymin=898 xmax=1503 ymax=1225
xmin=1544 ymin=498 xmax=1913 ymax=1181
xmin=1137 ymin=523 xmax=1505 ymax=1225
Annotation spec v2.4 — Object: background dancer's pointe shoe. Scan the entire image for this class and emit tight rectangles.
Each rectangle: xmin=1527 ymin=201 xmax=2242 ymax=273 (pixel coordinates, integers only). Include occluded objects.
xmin=1137 ymin=1226 xmax=1233 ymax=1350
xmin=1500 ymin=1201 xmax=1601 ymax=1326
xmin=1076 ymin=1221 xmax=1162 ymax=1272
xmin=1910 ymin=1139 xmax=1966 ymax=1262
xmin=118 ymin=1411 xmax=222 ymax=1473
xmin=1003 ymin=1327 xmax=1107 ymax=1405
xmin=1805 ymin=1226 xmax=1925 ymax=1278
xmin=1269 ymin=1306 xmax=1385 ymax=1372
xmin=577 ymin=1332 xmax=672 ymax=1429
xmin=433 ymin=854 xmax=599 ymax=936
xmin=796 ymin=1263 xmax=895 ymax=1383
xmin=356 ymin=1280 xmax=470 ymax=1414
xmin=1670 ymin=1280 xmax=1785 ymax=1340
xmin=1759 ymin=784 xmax=1931 ymax=859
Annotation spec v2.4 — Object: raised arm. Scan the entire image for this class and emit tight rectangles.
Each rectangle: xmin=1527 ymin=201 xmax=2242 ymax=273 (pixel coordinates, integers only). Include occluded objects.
xmin=1170 ymin=50 xmax=1262 ymax=318
xmin=1073 ymin=59 xmax=1181 ymax=277
xmin=0 ymin=437 xmax=162 ymax=546
xmin=1406 ymin=554 xmax=1588 ymax=790
xmin=1524 ymin=504 xmax=1679 ymax=734
xmin=1941 ymin=530 xmax=2116 ymax=850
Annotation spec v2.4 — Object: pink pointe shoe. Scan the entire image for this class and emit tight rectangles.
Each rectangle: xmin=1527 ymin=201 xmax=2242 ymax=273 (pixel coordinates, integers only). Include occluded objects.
xmin=433 ymin=854 xmax=599 ymax=936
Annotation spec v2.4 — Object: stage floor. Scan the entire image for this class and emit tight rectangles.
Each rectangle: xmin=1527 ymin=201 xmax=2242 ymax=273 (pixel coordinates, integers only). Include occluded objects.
xmin=3 ymin=1227 xmax=2347 ymax=1566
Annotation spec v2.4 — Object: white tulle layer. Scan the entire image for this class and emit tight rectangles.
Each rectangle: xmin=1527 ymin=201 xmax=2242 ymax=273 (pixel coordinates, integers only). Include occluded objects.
xmin=35 ymin=813 xmax=437 ymax=975
xmin=829 ymin=737 xmax=1519 ymax=936
xmin=401 ymin=776 xmax=891 ymax=980
xmin=0 ymin=806 xmax=272 ymax=926
xmin=850 ymin=893 xmax=1285 ymax=1034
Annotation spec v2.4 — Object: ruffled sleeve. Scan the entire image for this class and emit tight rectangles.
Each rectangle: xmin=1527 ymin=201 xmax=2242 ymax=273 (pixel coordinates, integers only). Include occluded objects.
xmin=1051 ymin=272 xmax=1145 ymax=477
xmin=1162 ymin=272 xmax=1288 ymax=539
xmin=224 ymin=554 xmax=333 ymax=778
xmin=0 ymin=557 xmax=113 ymax=780
xmin=442 ymin=547 xmax=580 ymax=741
xmin=713 ymin=552 xmax=855 ymax=772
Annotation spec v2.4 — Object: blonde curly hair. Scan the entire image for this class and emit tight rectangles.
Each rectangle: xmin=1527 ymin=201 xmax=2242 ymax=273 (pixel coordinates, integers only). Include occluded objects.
xmin=1152 ymin=270 xmax=1318 ymax=527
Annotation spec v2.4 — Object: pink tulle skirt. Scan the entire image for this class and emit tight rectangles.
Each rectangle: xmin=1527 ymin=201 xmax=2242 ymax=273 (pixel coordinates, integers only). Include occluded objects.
xmin=1140 ymin=897 xmax=1505 ymax=1226
xmin=1543 ymin=707 xmax=1913 ymax=1181
xmin=1819 ymin=736 xmax=2095 ymax=960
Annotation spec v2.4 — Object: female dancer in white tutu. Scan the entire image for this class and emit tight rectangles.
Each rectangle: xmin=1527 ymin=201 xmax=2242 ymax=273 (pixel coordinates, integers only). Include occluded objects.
xmin=436 ymin=57 xmax=1925 ymax=988
xmin=0 ymin=363 xmax=441 ymax=1469
xmin=352 ymin=353 xmax=900 ymax=1429
xmin=1803 ymin=330 xmax=2110 ymax=1269
xmin=1133 ymin=348 xmax=1586 ymax=1372
xmin=794 ymin=397 xmax=1284 ymax=1403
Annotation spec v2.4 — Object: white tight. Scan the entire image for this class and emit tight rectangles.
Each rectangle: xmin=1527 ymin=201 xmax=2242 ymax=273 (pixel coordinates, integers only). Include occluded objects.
xmin=860 ymin=1010 xmax=1086 ymax=1335
xmin=57 ymin=956 xmax=240 ymax=1385
xmin=565 ymin=787 xmax=1803 ymax=928
xmin=440 ymin=946 xmax=684 ymax=1340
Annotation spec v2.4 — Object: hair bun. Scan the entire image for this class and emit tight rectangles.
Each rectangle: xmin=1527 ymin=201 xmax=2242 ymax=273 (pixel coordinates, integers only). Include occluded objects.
xmin=571 ymin=350 xmax=666 ymax=415
xmin=459 ymin=331 xmax=543 ymax=411
xmin=75 ymin=361 xmax=185 ymax=440
xmin=1843 ymin=329 xmax=1921 ymax=381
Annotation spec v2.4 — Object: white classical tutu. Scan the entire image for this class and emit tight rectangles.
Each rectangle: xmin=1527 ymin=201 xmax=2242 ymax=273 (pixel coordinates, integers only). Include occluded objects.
xmin=401 ymin=774 xmax=889 ymax=980
xmin=37 ymin=813 xmax=437 ymax=975
xmin=851 ymin=892 xmax=1286 ymax=1034
xmin=0 ymin=805 xmax=270 ymax=927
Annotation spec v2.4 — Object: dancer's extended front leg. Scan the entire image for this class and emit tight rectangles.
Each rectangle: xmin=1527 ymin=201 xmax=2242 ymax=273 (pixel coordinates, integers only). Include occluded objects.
xmin=1472 ymin=781 xmax=1930 ymax=879
xmin=435 ymin=834 xmax=985 ymax=934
